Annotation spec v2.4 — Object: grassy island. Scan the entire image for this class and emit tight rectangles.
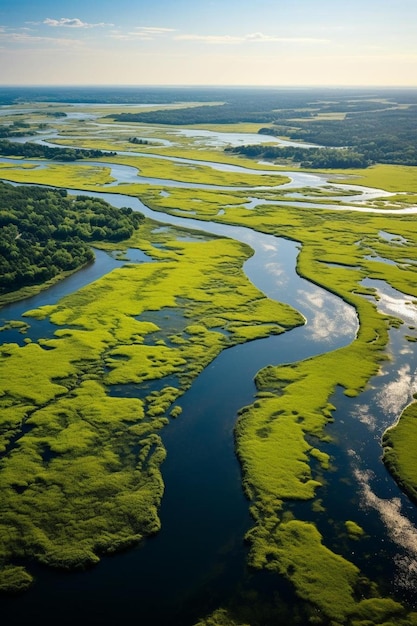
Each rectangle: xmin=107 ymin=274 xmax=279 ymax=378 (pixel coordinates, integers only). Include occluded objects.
xmin=382 ymin=400 xmax=417 ymax=503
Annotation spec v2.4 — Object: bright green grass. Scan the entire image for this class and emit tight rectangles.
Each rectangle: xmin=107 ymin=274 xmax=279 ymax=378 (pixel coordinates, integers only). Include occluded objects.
xmin=325 ymin=164 xmax=417 ymax=193
xmin=169 ymin=201 xmax=417 ymax=623
xmin=139 ymin=187 xmax=249 ymax=219
xmin=0 ymin=160 xmax=114 ymax=187
xmin=0 ymin=149 xmax=288 ymax=188
xmin=345 ymin=520 xmax=365 ymax=540
xmin=97 ymin=154 xmax=288 ymax=187
xmin=382 ymin=401 xmax=417 ymax=503
xmin=248 ymin=519 xmax=412 ymax=625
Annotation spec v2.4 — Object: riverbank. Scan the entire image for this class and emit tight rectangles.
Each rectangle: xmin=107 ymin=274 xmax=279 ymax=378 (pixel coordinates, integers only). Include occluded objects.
xmin=383 ymin=401 xmax=417 ymax=504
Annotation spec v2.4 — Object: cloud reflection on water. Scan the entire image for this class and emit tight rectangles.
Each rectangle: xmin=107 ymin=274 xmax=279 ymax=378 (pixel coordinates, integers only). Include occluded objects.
xmin=264 ymin=261 xmax=288 ymax=288
xmin=354 ymin=403 xmax=378 ymax=432
xmin=376 ymin=293 xmax=417 ymax=326
xmin=363 ymin=279 xmax=417 ymax=327
xmin=296 ymin=287 xmax=357 ymax=342
xmin=354 ymin=465 xmax=417 ymax=591
xmin=376 ymin=364 xmax=417 ymax=426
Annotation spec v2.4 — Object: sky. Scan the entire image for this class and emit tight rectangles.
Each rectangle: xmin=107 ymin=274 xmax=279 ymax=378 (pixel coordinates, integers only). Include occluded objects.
xmin=0 ymin=0 xmax=416 ymax=86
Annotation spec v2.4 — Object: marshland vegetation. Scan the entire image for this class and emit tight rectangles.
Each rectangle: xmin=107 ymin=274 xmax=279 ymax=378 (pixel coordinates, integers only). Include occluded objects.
xmin=1 ymin=87 xmax=417 ymax=625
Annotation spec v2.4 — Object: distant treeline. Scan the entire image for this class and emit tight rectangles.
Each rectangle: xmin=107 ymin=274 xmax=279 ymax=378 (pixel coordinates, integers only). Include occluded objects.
xmin=0 ymin=140 xmax=115 ymax=161
xmin=0 ymin=86 xmax=243 ymax=105
xmin=106 ymin=103 xmax=276 ymax=125
xmin=1 ymin=86 xmax=417 ymax=107
xmin=105 ymin=98 xmax=399 ymax=127
xmin=0 ymin=182 xmax=144 ymax=294
xmin=226 ymin=144 xmax=370 ymax=169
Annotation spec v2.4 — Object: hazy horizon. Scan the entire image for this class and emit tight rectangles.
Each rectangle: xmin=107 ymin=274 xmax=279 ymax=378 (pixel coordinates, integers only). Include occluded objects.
xmin=2 ymin=84 xmax=417 ymax=90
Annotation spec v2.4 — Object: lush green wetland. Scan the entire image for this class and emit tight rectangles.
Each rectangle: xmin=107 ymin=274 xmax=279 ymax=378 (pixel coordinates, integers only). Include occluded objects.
xmin=1 ymin=87 xmax=417 ymax=625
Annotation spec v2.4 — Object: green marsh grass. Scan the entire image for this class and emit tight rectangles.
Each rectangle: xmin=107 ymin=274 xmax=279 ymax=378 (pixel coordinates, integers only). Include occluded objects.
xmin=98 ymin=154 xmax=288 ymax=187
xmin=382 ymin=400 xmax=417 ymax=503
xmin=345 ymin=520 xmax=365 ymax=540
xmin=0 ymin=161 xmax=114 ymax=188
xmin=326 ymin=164 xmax=417 ymax=194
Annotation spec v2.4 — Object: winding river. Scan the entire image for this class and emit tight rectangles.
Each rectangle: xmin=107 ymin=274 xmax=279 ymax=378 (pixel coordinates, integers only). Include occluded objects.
xmin=1 ymin=152 xmax=417 ymax=623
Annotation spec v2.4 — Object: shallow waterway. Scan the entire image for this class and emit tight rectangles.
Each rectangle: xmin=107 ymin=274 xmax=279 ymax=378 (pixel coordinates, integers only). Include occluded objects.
xmin=2 ymin=182 xmax=417 ymax=624
xmin=2 ymin=154 xmax=413 ymax=216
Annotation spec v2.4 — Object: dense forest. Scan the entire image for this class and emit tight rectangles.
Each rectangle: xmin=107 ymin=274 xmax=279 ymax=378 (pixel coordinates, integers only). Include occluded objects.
xmin=259 ymin=105 xmax=417 ymax=166
xmin=228 ymin=111 xmax=417 ymax=167
xmin=0 ymin=140 xmax=115 ymax=161
xmin=0 ymin=182 xmax=143 ymax=294
xmin=104 ymin=89 xmax=415 ymax=125
xmin=107 ymin=103 xmax=277 ymax=125
xmin=226 ymin=145 xmax=370 ymax=169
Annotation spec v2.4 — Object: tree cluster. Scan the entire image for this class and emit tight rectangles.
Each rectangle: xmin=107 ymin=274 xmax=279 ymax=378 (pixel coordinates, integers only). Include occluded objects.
xmin=45 ymin=111 xmax=67 ymax=117
xmin=0 ymin=121 xmax=35 ymax=139
xmin=128 ymin=137 xmax=149 ymax=145
xmin=226 ymin=144 xmax=370 ymax=169
xmin=0 ymin=182 xmax=144 ymax=294
xmin=0 ymin=128 xmax=35 ymax=139
xmin=0 ymin=140 xmax=115 ymax=161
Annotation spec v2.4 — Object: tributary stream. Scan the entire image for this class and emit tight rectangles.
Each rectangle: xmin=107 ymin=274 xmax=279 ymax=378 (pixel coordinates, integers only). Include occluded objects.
xmin=1 ymin=181 xmax=417 ymax=624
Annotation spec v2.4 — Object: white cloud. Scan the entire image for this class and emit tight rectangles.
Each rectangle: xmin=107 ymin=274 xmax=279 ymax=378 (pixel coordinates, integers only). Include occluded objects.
xmin=110 ymin=26 xmax=175 ymax=41
xmin=247 ymin=32 xmax=329 ymax=44
xmin=175 ymin=32 xmax=329 ymax=45
xmin=44 ymin=17 xmax=111 ymax=29
xmin=176 ymin=34 xmax=243 ymax=45
xmin=0 ymin=30 xmax=82 ymax=48
xmin=135 ymin=27 xmax=175 ymax=35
